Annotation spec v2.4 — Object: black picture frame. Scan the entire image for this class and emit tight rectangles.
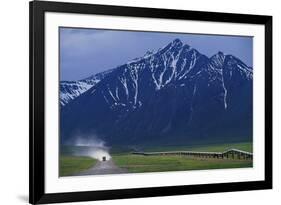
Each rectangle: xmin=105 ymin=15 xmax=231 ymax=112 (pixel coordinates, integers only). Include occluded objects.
xmin=29 ymin=1 xmax=272 ymax=204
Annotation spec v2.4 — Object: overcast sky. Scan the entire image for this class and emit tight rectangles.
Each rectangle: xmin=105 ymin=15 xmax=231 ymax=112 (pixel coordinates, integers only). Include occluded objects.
xmin=60 ymin=27 xmax=253 ymax=81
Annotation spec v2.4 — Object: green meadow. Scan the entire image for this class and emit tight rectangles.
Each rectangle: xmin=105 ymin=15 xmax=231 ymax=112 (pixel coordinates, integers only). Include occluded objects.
xmin=112 ymin=142 xmax=253 ymax=173
xmin=112 ymin=155 xmax=252 ymax=173
xmin=59 ymin=156 xmax=97 ymax=176
xmin=60 ymin=142 xmax=253 ymax=175
xmin=142 ymin=142 xmax=252 ymax=152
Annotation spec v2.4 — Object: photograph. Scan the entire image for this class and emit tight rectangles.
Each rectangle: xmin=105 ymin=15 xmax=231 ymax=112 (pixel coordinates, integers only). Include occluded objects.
xmin=59 ymin=27 xmax=254 ymax=177
xmin=29 ymin=1 xmax=272 ymax=203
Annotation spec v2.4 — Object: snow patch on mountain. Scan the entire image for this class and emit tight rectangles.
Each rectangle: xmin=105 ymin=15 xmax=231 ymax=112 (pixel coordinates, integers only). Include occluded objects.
xmin=60 ymin=38 xmax=253 ymax=113
xmin=60 ymin=81 xmax=97 ymax=106
xmin=60 ymin=70 xmax=114 ymax=106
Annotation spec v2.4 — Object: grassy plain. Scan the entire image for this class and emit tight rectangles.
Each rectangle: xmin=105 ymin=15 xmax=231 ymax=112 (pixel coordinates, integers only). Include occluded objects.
xmin=112 ymin=142 xmax=253 ymax=173
xmin=59 ymin=156 xmax=97 ymax=176
xmin=142 ymin=142 xmax=253 ymax=153
xmin=112 ymin=155 xmax=252 ymax=173
xmin=60 ymin=142 xmax=253 ymax=175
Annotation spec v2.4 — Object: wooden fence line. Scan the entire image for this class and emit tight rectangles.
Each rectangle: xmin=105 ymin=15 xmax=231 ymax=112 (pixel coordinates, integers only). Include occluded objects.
xmin=132 ymin=148 xmax=253 ymax=160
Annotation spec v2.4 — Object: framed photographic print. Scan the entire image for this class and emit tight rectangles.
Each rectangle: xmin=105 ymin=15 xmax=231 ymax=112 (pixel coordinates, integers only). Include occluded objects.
xmin=29 ymin=0 xmax=272 ymax=204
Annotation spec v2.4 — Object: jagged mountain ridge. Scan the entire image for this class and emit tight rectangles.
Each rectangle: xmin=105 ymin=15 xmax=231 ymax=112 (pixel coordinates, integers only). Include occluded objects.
xmin=60 ymin=39 xmax=253 ymax=146
xmin=60 ymin=69 xmax=113 ymax=106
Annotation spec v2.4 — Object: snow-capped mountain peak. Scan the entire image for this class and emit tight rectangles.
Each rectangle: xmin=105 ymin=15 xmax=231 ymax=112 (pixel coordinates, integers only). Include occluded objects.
xmin=210 ymin=51 xmax=225 ymax=68
xmin=60 ymin=69 xmax=113 ymax=106
xmin=60 ymin=39 xmax=252 ymax=110
xmin=60 ymin=38 xmax=253 ymax=146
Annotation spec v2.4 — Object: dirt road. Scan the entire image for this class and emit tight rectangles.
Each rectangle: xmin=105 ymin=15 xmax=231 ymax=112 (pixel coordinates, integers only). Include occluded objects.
xmin=75 ymin=159 xmax=128 ymax=176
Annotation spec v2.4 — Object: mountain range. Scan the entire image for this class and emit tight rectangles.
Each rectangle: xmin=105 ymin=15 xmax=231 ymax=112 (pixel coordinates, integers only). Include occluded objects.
xmin=60 ymin=39 xmax=253 ymax=146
